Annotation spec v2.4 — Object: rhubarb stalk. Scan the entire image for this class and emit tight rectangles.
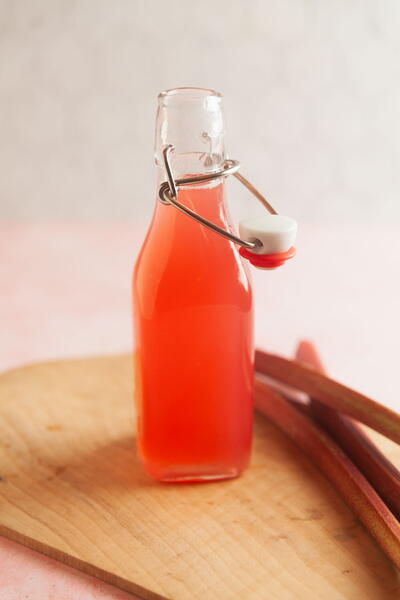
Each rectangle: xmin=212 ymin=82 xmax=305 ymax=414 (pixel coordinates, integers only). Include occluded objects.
xmin=255 ymin=349 xmax=400 ymax=445
xmin=254 ymin=377 xmax=400 ymax=569
xmin=295 ymin=340 xmax=400 ymax=520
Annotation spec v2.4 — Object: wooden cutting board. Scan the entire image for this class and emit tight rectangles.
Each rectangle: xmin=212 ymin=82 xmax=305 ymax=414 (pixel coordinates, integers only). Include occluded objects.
xmin=0 ymin=356 xmax=399 ymax=600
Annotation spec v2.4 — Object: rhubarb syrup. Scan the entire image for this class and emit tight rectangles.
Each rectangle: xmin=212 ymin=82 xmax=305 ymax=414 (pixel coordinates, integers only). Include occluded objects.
xmin=132 ymin=88 xmax=254 ymax=482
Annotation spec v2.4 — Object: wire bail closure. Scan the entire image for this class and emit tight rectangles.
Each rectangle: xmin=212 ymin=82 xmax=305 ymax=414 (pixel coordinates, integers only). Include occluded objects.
xmin=158 ymin=145 xmax=296 ymax=267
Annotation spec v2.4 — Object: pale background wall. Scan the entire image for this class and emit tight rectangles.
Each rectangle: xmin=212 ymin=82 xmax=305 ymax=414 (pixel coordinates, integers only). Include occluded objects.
xmin=0 ymin=0 xmax=399 ymax=224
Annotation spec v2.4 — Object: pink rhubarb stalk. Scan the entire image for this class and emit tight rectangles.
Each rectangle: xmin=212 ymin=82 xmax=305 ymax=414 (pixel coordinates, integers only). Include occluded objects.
xmin=296 ymin=340 xmax=400 ymax=520
xmin=255 ymin=349 xmax=400 ymax=445
xmin=254 ymin=377 xmax=400 ymax=569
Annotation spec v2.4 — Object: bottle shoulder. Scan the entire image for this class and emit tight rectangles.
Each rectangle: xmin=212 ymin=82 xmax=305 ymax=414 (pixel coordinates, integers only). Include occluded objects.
xmin=134 ymin=225 xmax=252 ymax=316
xmin=134 ymin=185 xmax=253 ymax=312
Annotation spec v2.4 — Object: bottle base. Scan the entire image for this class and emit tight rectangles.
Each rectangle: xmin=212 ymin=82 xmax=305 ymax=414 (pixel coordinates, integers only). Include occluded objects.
xmin=159 ymin=469 xmax=240 ymax=484
xmin=142 ymin=461 xmax=244 ymax=483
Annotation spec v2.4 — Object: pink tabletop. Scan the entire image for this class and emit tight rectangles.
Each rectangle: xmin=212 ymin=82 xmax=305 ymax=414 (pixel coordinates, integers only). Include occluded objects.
xmin=1 ymin=221 xmax=399 ymax=598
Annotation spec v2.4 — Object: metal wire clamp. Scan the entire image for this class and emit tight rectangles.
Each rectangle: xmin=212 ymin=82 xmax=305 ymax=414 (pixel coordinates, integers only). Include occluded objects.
xmin=158 ymin=145 xmax=278 ymax=250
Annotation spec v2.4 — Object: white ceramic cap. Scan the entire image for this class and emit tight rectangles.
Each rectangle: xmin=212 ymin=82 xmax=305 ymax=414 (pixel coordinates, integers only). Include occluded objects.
xmin=239 ymin=215 xmax=297 ymax=255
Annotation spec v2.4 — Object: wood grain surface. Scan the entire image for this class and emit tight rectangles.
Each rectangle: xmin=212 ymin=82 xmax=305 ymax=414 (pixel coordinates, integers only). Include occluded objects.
xmin=0 ymin=356 xmax=399 ymax=599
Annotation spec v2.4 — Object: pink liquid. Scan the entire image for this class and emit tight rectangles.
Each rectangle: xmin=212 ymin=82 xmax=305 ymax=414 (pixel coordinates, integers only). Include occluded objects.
xmin=133 ymin=182 xmax=253 ymax=481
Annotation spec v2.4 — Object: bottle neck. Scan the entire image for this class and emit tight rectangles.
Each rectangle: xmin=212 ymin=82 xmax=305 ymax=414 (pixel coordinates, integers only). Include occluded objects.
xmin=155 ymin=88 xmax=226 ymax=180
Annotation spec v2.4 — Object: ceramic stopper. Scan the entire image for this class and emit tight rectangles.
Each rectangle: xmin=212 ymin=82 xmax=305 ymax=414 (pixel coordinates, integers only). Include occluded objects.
xmin=239 ymin=215 xmax=297 ymax=255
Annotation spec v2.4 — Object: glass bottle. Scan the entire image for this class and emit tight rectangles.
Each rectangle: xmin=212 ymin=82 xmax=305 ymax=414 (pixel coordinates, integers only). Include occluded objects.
xmin=133 ymin=88 xmax=253 ymax=482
